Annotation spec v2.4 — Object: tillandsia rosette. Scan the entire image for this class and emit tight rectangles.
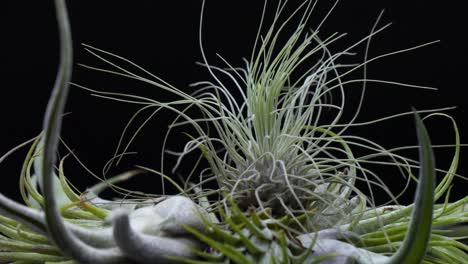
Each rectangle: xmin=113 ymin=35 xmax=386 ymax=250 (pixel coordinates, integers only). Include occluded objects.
xmin=1 ymin=0 xmax=467 ymax=264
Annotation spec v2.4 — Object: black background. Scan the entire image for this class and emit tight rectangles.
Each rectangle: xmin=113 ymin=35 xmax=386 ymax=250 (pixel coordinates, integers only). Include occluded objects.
xmin=1 ymin=1 xmax=466 ymax=204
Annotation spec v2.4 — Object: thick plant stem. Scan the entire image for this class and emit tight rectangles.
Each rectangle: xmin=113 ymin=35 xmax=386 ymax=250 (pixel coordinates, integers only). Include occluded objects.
xmin=40 ymin=1 xmax=130 ymax=263
xmin=111 ymin=210 xmax=200 ymax=264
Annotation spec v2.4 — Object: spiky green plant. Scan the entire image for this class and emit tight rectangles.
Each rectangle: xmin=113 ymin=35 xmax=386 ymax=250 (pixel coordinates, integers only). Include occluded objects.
xmin=1 ymin=0 xmax=467 ymax=264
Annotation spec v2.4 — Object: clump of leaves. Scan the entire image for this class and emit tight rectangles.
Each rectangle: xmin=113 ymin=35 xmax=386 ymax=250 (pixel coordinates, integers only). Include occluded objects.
xmin=1 ymin=0 xmax=467 ymax=264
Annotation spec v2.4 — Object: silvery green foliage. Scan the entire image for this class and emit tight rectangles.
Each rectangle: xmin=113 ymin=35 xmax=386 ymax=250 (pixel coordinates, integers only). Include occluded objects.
xmin=298 ymin=229 xmax=389 ymax=264
xmin=1 ymin=191 xmax=208 ymax=263
xmin=1 ymin=0 xmax=467 ymax=264
xmin=181 ymin=113 xmax=436 ymax=264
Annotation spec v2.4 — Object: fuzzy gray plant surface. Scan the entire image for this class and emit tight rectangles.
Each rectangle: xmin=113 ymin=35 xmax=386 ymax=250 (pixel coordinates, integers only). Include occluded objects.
xmin=1 ymin=0 xmax=467 ymax=264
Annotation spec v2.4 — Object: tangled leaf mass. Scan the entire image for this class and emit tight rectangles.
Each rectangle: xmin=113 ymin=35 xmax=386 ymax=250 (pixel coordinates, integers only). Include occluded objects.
xmin=1 ymin=0 xmax=467 ymax=263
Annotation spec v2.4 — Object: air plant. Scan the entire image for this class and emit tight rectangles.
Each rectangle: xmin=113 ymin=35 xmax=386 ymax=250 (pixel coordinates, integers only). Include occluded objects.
xmin=1 ymin=0 xmax=467 ymax=263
